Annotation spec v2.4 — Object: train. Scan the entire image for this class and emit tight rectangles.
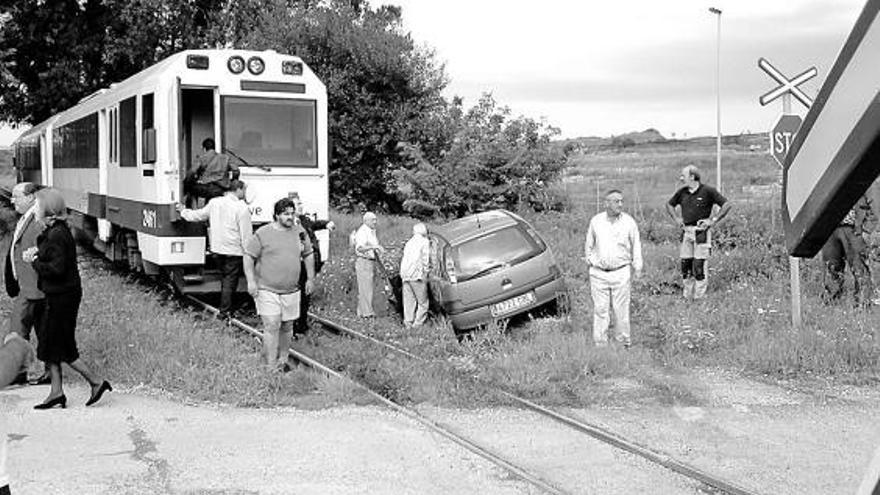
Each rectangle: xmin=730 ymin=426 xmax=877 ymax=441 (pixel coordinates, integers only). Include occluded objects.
xmin=10 ymin=49 xmax=330 ymax=292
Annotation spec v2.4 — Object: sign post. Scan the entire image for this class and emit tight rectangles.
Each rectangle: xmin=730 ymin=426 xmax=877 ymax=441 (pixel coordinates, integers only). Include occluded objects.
xmin=759 ymin=58 xmax=816 ymax=330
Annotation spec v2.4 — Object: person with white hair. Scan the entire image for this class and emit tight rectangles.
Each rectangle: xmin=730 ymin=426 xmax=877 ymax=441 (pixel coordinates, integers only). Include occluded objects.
xmin=399 ymin=222 xmax=431 ymax=328
xmin=353 ymin=212 xmax=384 ymax=318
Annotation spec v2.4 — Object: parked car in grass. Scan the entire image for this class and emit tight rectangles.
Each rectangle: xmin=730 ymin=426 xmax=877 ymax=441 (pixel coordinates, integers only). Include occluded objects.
xmin=425 ymin=209 xmax=567 ymax=333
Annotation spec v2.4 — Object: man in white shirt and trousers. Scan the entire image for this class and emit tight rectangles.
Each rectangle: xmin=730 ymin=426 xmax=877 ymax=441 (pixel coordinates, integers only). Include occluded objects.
xmin=353 ymin=212 xmax=384 ymax=318
xmin=585 ymin=189 xmax=643 ymax=347
xmin=399 ymin=222 xmax=431 ymax=328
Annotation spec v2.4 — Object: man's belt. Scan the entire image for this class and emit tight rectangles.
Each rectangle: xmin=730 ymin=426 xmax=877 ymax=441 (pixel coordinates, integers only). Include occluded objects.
xmin=592 ymin=264 xmax=629 ymax=272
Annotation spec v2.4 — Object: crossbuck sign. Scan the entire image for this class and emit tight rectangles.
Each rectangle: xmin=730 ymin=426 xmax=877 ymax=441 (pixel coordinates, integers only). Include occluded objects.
xmin=758 ymin=58 xmax=817 ymax=108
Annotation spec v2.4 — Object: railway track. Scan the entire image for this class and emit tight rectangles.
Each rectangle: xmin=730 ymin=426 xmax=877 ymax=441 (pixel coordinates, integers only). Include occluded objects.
xmin=309 ymin=312 xmax=762 ymax=495
xmin=184 ymin=295 xmax=572 ymax=495
xmin=182 ymin=292 xmax=760 ymax=495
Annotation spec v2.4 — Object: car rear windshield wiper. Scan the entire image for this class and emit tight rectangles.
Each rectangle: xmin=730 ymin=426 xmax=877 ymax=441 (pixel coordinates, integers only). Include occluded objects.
xmin=224 ymin=147 xmax=272 ymax=172
xmin=466 ymin=262 xmax=508 ymax=280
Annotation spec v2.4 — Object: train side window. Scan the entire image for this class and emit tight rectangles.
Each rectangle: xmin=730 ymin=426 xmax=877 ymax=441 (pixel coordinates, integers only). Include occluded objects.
xmin=120 ymin=96 xmax=136 ymax=167
xmin=108 ymin=107 xmax=118 ymax=165
xmin=142 ymin=93 xmax=156 ymax=163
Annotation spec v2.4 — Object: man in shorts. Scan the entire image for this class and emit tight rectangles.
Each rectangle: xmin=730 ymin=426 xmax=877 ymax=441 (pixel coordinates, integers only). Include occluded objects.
xmin=243 ymin=197 xmax=315 ymax=370
xmin=666 ymin=165 xmax=732 ymax=299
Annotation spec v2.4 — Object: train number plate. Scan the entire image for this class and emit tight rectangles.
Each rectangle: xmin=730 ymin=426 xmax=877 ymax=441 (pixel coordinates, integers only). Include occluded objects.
xmin=491 ymin=291 xmax=536 ymax=317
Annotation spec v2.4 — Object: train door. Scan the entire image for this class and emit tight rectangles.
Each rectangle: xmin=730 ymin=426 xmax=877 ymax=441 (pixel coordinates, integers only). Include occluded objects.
xmin=179 ymin=87 xmax=216 ymax=195
xmin=39 ymin=133 xmax=48 ymax=185
xmin=98 ymin=107 xmax=111 ymax=241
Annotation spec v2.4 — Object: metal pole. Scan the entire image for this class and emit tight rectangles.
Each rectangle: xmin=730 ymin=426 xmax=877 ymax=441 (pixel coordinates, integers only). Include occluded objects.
xmin=781 ymin=93 xmax=802 ymax=329
xmin=711 ymin=8 xmax=722 ymax=192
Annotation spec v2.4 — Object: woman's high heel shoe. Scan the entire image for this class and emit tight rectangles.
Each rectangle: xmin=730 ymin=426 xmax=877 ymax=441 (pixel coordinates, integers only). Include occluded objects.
xmin=34 ymin=395 xmax=67 ymax=410
xmin=86 ymin=380 xmax=112 ymax=406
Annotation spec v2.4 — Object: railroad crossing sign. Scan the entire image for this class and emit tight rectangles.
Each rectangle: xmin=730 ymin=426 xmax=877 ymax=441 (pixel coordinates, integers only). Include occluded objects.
xmin=769 ymin=114 xmax=802 ymax=167
xmin=758 ymin=58 xmax=817 ymax=108
xmin=782 ymin=0 xmax=880 ymax=257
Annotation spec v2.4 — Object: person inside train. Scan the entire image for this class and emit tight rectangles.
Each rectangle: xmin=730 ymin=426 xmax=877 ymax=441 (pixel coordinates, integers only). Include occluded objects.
xmin=184 ymin=138 xmax=240 ymax=206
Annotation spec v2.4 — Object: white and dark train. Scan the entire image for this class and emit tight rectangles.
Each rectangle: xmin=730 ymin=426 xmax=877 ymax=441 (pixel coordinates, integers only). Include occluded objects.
xmin=10 ymin=49 xmax=330 ymax=292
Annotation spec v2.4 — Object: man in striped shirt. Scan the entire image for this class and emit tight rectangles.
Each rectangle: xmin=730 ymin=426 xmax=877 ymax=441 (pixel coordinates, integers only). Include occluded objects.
xmin=585 ymin=189 xmax=643 ymax=347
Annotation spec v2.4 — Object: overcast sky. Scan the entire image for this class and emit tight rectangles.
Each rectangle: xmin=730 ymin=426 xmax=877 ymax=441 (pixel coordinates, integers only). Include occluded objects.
xmin=0 ymin=0 xmax=868 ymax=145
xmin=386 ymin=0 xmax=867 ymax=139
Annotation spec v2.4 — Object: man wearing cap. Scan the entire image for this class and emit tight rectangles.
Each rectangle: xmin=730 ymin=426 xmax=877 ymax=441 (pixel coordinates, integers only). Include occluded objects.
xmin=353 ymin=212 xmax=384 ymax=318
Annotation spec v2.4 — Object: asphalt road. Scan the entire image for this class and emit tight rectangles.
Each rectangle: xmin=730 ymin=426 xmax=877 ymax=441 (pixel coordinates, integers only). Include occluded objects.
xmin=3 ymin=373 xmax=880 ymax=495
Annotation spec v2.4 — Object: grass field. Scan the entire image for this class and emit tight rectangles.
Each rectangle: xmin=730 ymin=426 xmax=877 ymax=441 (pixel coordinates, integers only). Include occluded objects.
xmin=299 ymin=142 xmax=880 ymax=406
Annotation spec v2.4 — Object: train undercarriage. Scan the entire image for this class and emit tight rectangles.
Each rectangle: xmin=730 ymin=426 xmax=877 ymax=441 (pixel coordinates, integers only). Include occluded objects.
xmin=71 ymin=212 xmax=236 ymax=295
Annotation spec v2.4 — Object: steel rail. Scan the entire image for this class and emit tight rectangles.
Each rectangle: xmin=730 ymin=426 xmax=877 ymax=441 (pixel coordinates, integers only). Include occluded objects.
xmin=184 ymin=296 xmax=571 ymax=495
xmin=312 ymin=312 xmax=762 ymax=495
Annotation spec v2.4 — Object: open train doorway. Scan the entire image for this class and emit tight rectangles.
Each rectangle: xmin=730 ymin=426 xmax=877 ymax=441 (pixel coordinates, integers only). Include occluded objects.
xmin=180 ymin=87 xmax=216 ymax=200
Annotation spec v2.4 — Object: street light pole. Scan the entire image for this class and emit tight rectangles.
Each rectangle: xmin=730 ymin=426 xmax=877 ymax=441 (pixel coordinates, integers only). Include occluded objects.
xmin=709 ymin=7 xmax=722 ymax=192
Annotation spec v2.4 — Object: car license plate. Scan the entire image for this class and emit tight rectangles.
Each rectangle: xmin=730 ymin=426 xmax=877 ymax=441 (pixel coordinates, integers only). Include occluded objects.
xmin=491 ymin=292 xmax=536 ymax=317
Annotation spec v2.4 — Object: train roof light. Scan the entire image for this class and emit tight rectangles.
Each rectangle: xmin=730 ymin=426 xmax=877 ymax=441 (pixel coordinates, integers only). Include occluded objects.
xmin=186 ymin=55 xmax=210 ymax=70
xmin=247 ymin=56 xmax=265 ymax=75
xmin=227 ymin=56 xmax=245 ymax=74
xmin=282 ymin=60 xmax=303 ymax=76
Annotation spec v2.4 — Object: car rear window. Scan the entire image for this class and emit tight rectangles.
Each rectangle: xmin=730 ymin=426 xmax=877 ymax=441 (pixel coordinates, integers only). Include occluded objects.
xmin=453 ymin=225 xmax=544 ymax=281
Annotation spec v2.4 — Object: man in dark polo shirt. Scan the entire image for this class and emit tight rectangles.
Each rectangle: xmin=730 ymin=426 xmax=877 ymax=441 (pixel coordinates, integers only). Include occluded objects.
xmin=665 ymin=165 xmax=732 ymax=299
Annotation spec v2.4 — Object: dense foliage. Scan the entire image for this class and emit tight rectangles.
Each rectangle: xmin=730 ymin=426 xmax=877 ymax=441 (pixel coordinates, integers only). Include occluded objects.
xmin=393 ymin=94 xmax=569 ymax=218
xmin=0 ymin=0 xmax=565 ymax=215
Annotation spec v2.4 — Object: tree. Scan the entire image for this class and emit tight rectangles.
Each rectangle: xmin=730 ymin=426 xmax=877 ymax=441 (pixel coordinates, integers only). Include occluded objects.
xmin=0 ymin=0 xmax=237 ymax=124
xmin=0 ymin=0 xmax=99 ymax=123
xmin=393 ymin=94 xmax=568 ymax=218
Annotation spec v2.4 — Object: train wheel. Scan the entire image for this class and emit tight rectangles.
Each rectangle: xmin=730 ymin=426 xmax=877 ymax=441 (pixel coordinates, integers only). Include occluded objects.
xmin=160 ymin=267 xmax=186 ymax=297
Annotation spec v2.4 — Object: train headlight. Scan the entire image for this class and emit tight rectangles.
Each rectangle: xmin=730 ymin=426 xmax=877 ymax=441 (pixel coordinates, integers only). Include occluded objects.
xmin=247 ymin=56 xmax=265 ymax=75
xmin=227 ymin=56 xmax=245 ymax=74
xmin=282 ymin=61 xmax=303 ymax=76
xmin=186 ymin=55 xmax=209 ymax=70
xmin=171 ymin=241 xmax=185 ymax=254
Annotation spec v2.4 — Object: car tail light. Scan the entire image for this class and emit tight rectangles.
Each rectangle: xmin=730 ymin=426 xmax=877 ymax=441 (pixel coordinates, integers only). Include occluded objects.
xmin=445 ymin=256 xmax=457 ymax=283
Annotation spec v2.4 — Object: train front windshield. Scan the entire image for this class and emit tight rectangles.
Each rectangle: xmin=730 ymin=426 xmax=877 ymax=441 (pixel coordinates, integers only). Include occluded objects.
xmin=222 ymin=96 xmax=317 ymax=168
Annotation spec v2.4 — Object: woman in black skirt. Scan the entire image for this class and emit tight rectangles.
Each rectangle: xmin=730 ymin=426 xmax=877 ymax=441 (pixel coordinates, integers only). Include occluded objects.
xmin=25 ymin=188 xmax=111 ymax=409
